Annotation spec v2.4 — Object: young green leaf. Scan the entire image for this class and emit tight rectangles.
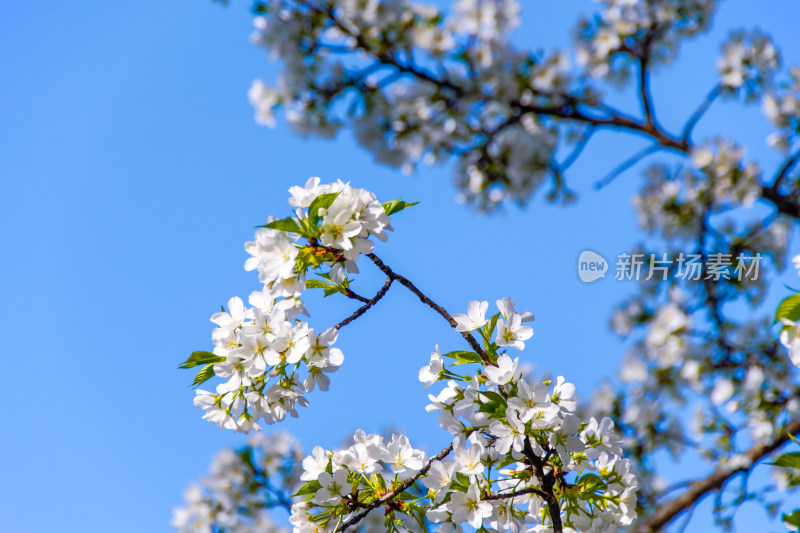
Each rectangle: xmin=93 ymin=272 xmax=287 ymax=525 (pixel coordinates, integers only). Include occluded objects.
xmin=294 ymin=480 xmax=322 ymax=497
xmin=481 ymin=390 xmax=508 ymax=405
xmin=442 ymin=350 xmax=481 ymax=363
xmin=771 ymin=452 xmax=800 ymax=469
xmin=481 ymin=312 xmax=501 ymax=342
xmin=369 ymin=473 xmax=387 ymax=492
xmin=382 ymin=199 xmax=419 ymax=216
xmin=775 ymin=293 xmax=800 ymax=324
xmin=190 ymin=363 xmax=218 ymax=388
xmin=262 ymin=217 xmax=303 ymax=234
xmin=308 ymin=192 xmax=340 ymax=225
xmin=306 ymin=279 xmax=332 ymax=290
xmin=180 ymin=351 xmax=226 ymax=369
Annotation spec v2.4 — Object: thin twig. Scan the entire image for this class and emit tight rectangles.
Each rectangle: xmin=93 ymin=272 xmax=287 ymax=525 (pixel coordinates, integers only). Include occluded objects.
xmin=367 ymin=253 xmax=490 ymax=363
xmin=681 ymin=85 xmax=721 ymax=143
xmin=593 ymin=144 xmax=662 ymax=190
xmin=638 ymin=56 xmax=655 ymax=127
xmin=334 ymin=443 xmax=454 ymax=533
xmin=335 ymin=277 xmax=393 ymax=330
xmin=484 ymin=486 xmax=548 ymax=501
xmin=770 ymin=148 xmax=800 ymax=192
xmin=342 ymin=288 xmax=370 ymax=303
xmin=557 ymin=126 xmax=595 ymax=172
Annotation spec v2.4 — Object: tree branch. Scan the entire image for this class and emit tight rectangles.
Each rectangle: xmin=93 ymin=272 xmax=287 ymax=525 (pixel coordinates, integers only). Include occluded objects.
xmin=366 ymin=253 xmax=490 ymax=362
xmin=521 ymin=439 xmax=563 ymax=533
xmin=638 ymin=57 xmax=655 ymax=127
xmin=681 ymin=85 xmax=720 ymax=143
xmin=342 ymin=288 xmax=370 ymax=303
xmin=593 ymin=144 xmax=663 ymax=190
xmin=484 ymin=486 xmax=548 ymax=501
xmin=760 ymin=185 xmax=800 ymax=217
xmin=770 ymin=148 xmax=800 ymax=192
xmin=334 ymin=443 xmax=454 ymax=533
xmin=632 ymin=418 xmax=800 ymax=533
xmin=335 ymin=277 xmax=393 ymax=330
xmin=556 ymin=126 xmax=595 ymax=173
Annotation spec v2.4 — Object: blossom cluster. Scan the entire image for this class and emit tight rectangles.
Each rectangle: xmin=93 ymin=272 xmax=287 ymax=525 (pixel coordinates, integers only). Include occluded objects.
xmin=246 ymin=177 xmax=393 ymax=295
xmin=717 ymin=30 xmax=780 ymax=100
xmin=690 ymin=139 xmax=761 ymax=207
xmin=633 ymin=138 xmax=762 ymax=241
xmin=172 ymin=432 xmax=302 ymax=533
xmin=287 ymin=299 xmax=638 ymax=533
xmin=191 ymin=293 xmax=343 ymax=432
xmin=575 ymin=0 xmax=716 ymax=82
xmin=245 ymin=0 xmax=586 ymax=210
xmin=763 ymin=67 xmax=800 ymax=153
xmin=182 ymin=178 xmax=414 ymax=432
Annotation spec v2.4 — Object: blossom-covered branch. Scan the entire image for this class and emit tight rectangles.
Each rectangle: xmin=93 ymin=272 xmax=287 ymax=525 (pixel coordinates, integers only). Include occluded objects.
xmin=177 ymin=179 xmax=638 ymax=533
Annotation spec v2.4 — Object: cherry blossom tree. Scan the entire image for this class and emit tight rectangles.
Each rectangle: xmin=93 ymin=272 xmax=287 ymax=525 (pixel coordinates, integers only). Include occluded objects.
xmin=174 ymin=1 xmax=800 ymax=532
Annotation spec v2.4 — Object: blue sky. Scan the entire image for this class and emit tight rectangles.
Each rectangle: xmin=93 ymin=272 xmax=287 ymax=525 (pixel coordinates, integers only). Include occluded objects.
xmin=1 ymin=1 xmax=799 ymax=532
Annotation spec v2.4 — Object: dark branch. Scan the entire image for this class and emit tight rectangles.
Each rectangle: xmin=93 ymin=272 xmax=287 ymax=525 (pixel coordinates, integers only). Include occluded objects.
xmin=367 ymin=253 xmax=490 ymax=363
xmin=632 ymin=418 xmax=800 ymax=533
xmin=556 ymin=126 xmax=595 ymax=173
xmin=342 ymin=288 xmax=370 ymax=303
xmin=520 ymin=439 xmax=563 ymax=533
xmin=761 ymin=185 xmax=800 ymax=217
xmin=335 ymin=277 xmax=393 ymax=330
xmin=593 ymin=144 xmax=662 ymax=190
xmin=484 ymin=486 xmax=548 ymax=501
xmin=334 ymin=443 xmax=454 ymax=533
xmin=681 ymin=85 xmax=721 ymax=143
xmin=770 ymin=148 xmax=800 ymax=192
xmin=638 ymin=57 xmax=655 ymax=127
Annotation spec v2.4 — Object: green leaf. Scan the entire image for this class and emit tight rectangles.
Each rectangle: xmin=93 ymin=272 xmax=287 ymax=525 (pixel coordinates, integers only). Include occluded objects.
xmin=308 ymin=192 xmax=340 ymax=225
xmin=577 ymin=473 xmax=604 ymax=489
xmin=442 ymin=350 xmax=481 ymax=365
xmin=190 ymin=363 xmax=218 ymax=388
xmin=784 ymin=509 xmax=800 ymax=528
xmin=772 ymin=452 xmax=800 ymax=469
xmin=481 ymin=391 xmax=507 ymax=405
xmin=262 ymin=216 xmax=303 ymax=234
xmin=179 ymin=351 xmax=226 ymax=369
xmin=306 ymin=279 xmax=332 ymax=290
xmin=382 ymin=199 xmax=419 ymax=216
xmin=294 ymin=480 xmax=322 ymax=497
xmin=776 ymin=293 xmax=800 ymax=324
xmin=478 ymin=401 xmax=503 ymax=415
xmin=481 ymin=312 xmax=500 ymax=342
xmin=443 ymin=350 xmax=482 ymax=365
xmin=496 ymin=455 xmax=517 ymax=469
xmin=442 ymin=350 xmax=473 ymax=360
xmin=369 ymin=473 xmax=386 ymax=492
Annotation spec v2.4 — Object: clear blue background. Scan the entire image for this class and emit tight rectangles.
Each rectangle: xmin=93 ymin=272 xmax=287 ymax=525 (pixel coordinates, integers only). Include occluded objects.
xmin=1 ymin=1 xmax=798 ymax=531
